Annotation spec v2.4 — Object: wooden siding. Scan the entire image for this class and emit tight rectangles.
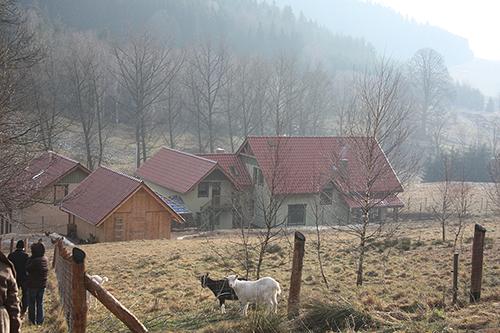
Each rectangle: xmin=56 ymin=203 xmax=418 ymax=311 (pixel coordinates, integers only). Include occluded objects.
xmin=58 ymin=167 xmax=89 ymax=184
xmin=74 ymin=187 xmax=174 ymax=242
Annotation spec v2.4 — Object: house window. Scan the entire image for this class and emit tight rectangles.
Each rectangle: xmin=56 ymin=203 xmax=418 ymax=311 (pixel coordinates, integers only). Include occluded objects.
xmin=198 ymin=182 xmax=209 ymax=197
xmin=229 ymin=166 xmax=239 ymax=176
xmin=212 ymin=182 xmax=221 ymax=196
xmin=288 ymin=204 xmax=306 ymax=225
xmin=253 ymin=167 xmax=264 ymax=185
xmin=320 ymin=189 xmax=333 ymax=205
xmin=370 ymin=208 xmax=381 ymax=221
xmin=54 ymin=184 xmax=69 ymax=204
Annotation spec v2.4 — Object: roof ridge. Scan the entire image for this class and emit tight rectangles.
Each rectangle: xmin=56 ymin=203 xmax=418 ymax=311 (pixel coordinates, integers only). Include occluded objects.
xmin=46 ymin=150 xmax=82 ymax=165
xmin=99 ymin=165 xmax=142 ymax=183
xmin=198 ymin=152 xmax=238 ymax=156
xmin=161 ymin=147 xmax=217 ymax=164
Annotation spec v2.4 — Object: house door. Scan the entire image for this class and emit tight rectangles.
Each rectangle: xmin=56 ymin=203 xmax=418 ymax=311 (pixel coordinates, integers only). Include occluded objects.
xmin=212 ymin=182 xmax=221 ymax=207
xmin=146 ymin=212 xmax=162 ymax=239
xmin=114 ymin=215 xmax=125 ymax=241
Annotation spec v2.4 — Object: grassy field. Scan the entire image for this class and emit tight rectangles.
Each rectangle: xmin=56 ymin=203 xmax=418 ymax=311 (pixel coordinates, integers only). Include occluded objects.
xmin=24 ymin=218 xmax=499 ymax=332
xmin=401 ymin=182 xmax=494 ymax=216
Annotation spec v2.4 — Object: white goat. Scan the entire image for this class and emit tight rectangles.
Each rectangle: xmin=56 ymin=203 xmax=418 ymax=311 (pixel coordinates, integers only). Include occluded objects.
xmin=86 ymin=275 xmax=109 ymax=306
xmin=226 ymin=274 xmax=281 ymax=316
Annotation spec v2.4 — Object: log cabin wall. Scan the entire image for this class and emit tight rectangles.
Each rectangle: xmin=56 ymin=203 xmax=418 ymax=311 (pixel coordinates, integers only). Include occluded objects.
xmin=100 ymin=188 xmax=172 ymax=242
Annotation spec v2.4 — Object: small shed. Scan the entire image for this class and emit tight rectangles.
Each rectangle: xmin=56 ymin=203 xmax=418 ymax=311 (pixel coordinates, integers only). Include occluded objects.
xmin=61 ymin=167 xmax=184 ymax=242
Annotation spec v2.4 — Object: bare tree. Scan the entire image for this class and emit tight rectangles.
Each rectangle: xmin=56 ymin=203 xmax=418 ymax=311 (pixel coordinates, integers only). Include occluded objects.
xmin=253 ymin=138 xmax=296 ymax=279
xmin=0 ymin=0 xmax=42 ymax=217
xmin=432 ymin=154 xmax=455 ymax=241
xmin=160 ymin=76 xmax=184 ymax=149
xmin=334 ymin=58 xmax=413 ymax=286
xmin=184 ymin=40 xmax=229 ymax=153
xmin=297 ymin=65 xmax=331 ymax=135
xmin=408 ymin=48 xmax=452 ymax=141
xmin=451 ymin=178 xmax=474 ymax=252
xmin=26 ymin=47 xmax=67 ymax=151
xmin=64 ymin=33 xmax=111 ymax=169
xmin=309 ymin=194 xmax=330 ymax=289
xmin=221 ymin=63 xmax=236 ymax=152
xmin=267 ymin=54 xmax=301 ymax=136
xmin=113 ymin=31 xmax=183 ymax=166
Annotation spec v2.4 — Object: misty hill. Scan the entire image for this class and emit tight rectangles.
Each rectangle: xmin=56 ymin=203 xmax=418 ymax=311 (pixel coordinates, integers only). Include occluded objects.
xmin=451 ymin=59 xmax=500 ymax=97
xmin=21 ymin=0 xmax=376 ymax=70
xmin=272 ymin=0 xmax=474 ymax=66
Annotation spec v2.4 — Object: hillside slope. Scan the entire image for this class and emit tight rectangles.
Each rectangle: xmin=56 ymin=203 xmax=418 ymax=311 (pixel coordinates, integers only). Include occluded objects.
xmin=273 ymin=0 xmax=473 ymax=65
xmin=21 ymin=0 xmax=376 ymax=70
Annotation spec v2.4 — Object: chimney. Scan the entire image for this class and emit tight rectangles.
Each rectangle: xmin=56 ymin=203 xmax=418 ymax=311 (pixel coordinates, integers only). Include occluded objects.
xmin=215 ymin=148 xmax=225 ymax=154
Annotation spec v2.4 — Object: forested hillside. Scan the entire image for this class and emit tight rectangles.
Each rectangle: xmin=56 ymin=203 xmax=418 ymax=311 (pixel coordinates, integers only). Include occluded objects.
xmin=22 ymin=0 xmax=376 ymax=70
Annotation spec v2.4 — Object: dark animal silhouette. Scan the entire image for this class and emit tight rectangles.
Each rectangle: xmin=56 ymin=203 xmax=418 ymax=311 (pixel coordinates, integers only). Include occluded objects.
xmin=200 ymin=273 xmax=243 ymax=313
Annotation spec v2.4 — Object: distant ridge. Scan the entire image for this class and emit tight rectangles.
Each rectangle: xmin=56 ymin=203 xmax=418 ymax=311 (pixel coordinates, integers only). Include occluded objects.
xmin=272 ymin=0 xmax=474 ymax=66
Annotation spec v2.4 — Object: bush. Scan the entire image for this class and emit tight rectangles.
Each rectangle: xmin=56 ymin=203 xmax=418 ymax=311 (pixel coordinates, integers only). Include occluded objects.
xmin=299 ymin=301 xmax=374 ymax=332
xmin=369 ymin=237 xmax=413 ymax=252
xmin=266 ymin=243 xmax=283 ymax=254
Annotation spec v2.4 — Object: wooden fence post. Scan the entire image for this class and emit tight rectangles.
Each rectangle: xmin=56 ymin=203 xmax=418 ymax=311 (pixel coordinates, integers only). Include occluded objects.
xmin=452 ymin=253 xmax=459 ymax=305
xmin=287 ymin=231 xmax=306 ymax=318
xmin=85 ymin=275 xmax=148 ymax=333
xmin=470 ymin=224 xmax=486 ymax=303
xmin=71 ymin=248 xmax=87 ymax=333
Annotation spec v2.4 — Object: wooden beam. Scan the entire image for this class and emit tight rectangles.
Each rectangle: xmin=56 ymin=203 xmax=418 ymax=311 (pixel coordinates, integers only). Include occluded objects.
xmin=85 ymin=274 xmax=148 ymax=333
xmin=71 ymin=248 xmax=87 ymax=333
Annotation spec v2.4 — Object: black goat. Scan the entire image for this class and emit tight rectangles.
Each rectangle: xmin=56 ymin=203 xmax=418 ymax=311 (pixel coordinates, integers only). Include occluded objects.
xmin=200 ymin=273 xmax=241 ymax=313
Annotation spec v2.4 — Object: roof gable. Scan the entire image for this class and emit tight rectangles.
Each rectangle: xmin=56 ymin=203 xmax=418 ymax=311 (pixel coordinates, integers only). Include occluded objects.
xmin=61 ymin=167 xmax=142 ymax=225
xmin=16 ymin=151 xmax=90 ymax=199
xmin=245 ymin=136 xmax=403 ymax=195
xmin=197 ymin=153 xmax=252 ymax=189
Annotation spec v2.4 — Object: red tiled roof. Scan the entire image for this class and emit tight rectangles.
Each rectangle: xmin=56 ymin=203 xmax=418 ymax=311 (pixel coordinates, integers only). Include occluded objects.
xmin=61 ymin=167 xmax=142 ymax=225
xmin=243 ymin=136 xmax=403 ymax=195
xmin=61 ymin=166 xmax=184 ymax=225
xmin=198 ymin=153 xmax=252 ymax=189
xmin=17 ymin=151 xmax=89 ymax=198
xmin=136 ymin=147 xmax=238 ymax=193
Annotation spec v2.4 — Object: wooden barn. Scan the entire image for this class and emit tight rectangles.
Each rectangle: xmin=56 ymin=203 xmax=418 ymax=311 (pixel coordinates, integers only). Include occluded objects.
xmin=60 ymin=166 xmax=184 ymax=242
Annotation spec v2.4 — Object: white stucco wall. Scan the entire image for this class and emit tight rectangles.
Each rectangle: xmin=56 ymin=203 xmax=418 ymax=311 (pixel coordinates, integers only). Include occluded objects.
xmin=144 ymin=170 xmax=236 ymax=229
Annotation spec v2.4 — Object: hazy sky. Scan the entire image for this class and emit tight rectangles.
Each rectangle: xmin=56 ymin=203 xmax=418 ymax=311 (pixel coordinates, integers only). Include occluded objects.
xmin=370 ymin=0 xmax=500 ymax=61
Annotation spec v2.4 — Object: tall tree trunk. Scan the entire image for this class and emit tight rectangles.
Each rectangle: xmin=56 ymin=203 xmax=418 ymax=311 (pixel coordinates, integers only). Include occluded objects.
xmin=197 ymin=109 xmax=203 ymax=152
xmin=356 ymin=211 xmax=369 ymax=286
xmin=356 ymin=237 xmax=366 ymax=286
xmin=208 ymin=110 xmax=214 ymax=153
xmin=227 ymin=97 xmax=234 ymax=152
xmin=135 ymin=124 xmax=141 ymax=168
xmin=442 ymin=220 xmax=446 ymax=242
xmin=140 ymin=118 xmax=147 ymax=163
xmin=168 ymin=109 xmax=175 ymax=149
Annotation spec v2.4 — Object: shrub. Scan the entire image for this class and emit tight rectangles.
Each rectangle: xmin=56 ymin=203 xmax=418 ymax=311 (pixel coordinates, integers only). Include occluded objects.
xmin=266 ymin=243 xmax=283 ymax=254
xmin=299 ymin=301 xmax=374 ymax=332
